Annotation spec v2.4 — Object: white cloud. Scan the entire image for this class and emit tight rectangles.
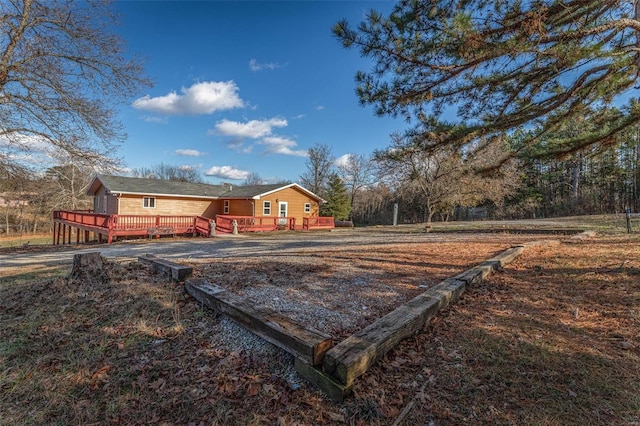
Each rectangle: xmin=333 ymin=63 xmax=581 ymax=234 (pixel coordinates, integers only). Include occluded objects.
xmin=175 ymin=148 xmax=205 ymax=157
xmin=316 ymin=105 xmax=325 ymax=111
xmin=204 ymin=166 xmax=250 ymax=180
xmin=143 ymin=115 xmax=168 ymax=124
xmin=211 ymin=117 xmax=288 ymax=139
xmin=249 ymin=59 xmax=283 ymax=72
xmin=335 ymin=153 xmax=352 ymax=168
xmin=259 ymin=136 xmax=308 ymax=157
xmin=132 ymin=81 xmax=244 ymax=115
xmin=211 ymin=117 xmax=307 ymax=157
xmin=0 ymin=133 xmax=49 ymax=153
xmin=179 ymin=164 xmax=201 ymax=171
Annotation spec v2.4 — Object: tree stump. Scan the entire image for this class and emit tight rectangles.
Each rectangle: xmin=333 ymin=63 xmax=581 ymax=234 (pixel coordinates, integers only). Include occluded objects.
xmin=69 ymin=252 xmax=109 ymax=284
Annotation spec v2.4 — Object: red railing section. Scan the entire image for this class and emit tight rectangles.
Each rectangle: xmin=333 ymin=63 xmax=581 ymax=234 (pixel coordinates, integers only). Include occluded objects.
xmin=53 ymin=210 xmax=332 ymax=244
xmin=303 ymin=216 xmax=335 ymax=230
xmin=215 ymin=215 xmax=296 ymax=233
xmin=53 ymin=210 xmax=111 ymax=228
xmin=194 ymin=216 xmax=213 ymax=236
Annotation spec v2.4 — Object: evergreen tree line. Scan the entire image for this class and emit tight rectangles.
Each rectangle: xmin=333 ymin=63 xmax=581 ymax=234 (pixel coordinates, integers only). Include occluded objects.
xmin=300 ymin=129 xmax=640 ymax=227
xmin=506 ymin=133 xmax=640 ymax=219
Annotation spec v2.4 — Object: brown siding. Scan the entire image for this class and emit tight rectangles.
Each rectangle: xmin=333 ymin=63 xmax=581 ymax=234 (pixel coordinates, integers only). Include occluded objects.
xmin=117 ymin=195 xmax=217 ymax=217
xmin=254 ymin=187 xmax=320 ymax=225
xmin=106 ymin=195 xmax=118 ymax=215
xmin=214 ymin=199 xmax=255 ymax=217
xmin=92 ymin=186 xmax=118 ymax=214
xmin=205 ymin=201 xmax=224 ymax=218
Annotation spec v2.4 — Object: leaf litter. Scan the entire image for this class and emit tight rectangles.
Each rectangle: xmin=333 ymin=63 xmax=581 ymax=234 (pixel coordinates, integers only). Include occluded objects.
xmin=1 ymin=233 xmax=638 ymax=425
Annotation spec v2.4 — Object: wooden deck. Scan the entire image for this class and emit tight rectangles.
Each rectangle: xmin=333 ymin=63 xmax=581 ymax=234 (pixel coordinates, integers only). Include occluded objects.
xmin=53 ymin=211 xmax=213 ymax=244
xmin=53 ymin=211 xmax=335 ymax=244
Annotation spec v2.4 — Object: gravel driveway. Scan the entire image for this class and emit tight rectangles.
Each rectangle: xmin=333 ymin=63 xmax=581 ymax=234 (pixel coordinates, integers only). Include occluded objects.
xmin=1 ymin=219 xmax=576 ymax=275
xmin=1 ymin=230 xmax=438 ymax=271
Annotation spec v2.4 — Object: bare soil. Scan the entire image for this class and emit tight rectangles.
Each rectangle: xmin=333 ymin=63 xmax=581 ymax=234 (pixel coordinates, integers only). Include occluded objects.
xmin=1 ymin=231 xmax=638 ymax=425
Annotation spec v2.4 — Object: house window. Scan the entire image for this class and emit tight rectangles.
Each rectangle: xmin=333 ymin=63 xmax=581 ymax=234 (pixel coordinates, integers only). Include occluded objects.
xmin=224 ymin=200 xmax=229 ymax=214
xmin=263 ymin=201 xmax=271 ymax=215
xmin=304 ymin=203 xmax=311 ymax=213
xmin=143 ymin=197 xmax=156 ymax=208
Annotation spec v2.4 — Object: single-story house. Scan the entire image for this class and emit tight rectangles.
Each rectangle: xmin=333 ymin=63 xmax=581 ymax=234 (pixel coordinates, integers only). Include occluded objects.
xmin=86 ymin=174 xmax=325 ymax=230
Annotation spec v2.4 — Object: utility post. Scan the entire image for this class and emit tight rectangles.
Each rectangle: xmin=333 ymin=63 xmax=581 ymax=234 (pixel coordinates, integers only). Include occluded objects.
xmin=393 ymin=203 xmax=398 ymax=226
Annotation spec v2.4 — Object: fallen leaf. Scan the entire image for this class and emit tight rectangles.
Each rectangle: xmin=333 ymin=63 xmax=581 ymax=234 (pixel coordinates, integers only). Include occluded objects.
xmin=247 ymin=382 xmax=261 ymax=397
xmin=262 ymin=383 xmax=275 ymax=394
xmin=91 ymin=364 xmax=112 ymax=380
xmin=326 ymin=412 xmax=345 ymax=422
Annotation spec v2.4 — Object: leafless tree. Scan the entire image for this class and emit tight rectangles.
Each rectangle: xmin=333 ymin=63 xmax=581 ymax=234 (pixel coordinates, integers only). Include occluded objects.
xmin=131 ymin=163 xmax=203 ymax=183
xmin=376 ymin=134 xmax=520 ymax=223
xmin=43 ymin=164 xmax=94 ymax=211
xmin=337 ymin=153 xmax=376 ymax=214
xmin=242 ymin=172 xmax=263 ymax=186
xmin=0 ymin=0 xmax=150 ymax=174
xmin=299 ymin=143 xmax=334 ymax=197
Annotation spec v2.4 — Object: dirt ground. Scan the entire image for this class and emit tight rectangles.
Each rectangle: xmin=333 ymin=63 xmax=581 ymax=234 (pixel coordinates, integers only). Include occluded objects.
xmin=1 ymin=230 xmax=638 ymax=425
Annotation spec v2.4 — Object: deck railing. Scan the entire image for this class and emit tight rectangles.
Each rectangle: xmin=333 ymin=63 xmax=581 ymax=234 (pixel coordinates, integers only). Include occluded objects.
xmin=53 ymin=210 xmax=331 ymax=243
xmin=108 ymin=214 xmax=198 ymax=231
xmin=303 ymin=216 xmax=335 ymax=230
xmin=194 ymin=216 xmax=213 ymax=236
xmin=53 ymin=210 xmax=212 ymax=244
xmin=215 ymin=215 xmax=296 ymax=233
xmin=53 ymin=210 xmax=111 ymax=228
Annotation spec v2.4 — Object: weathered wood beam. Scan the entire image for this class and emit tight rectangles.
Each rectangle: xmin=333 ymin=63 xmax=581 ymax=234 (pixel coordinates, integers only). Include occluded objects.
xmin=323 ymin=277 xmax=467 ymax=387
xmin=138 ymin=254 xmax=193 ymax=282
xmin=323 ymin=245 xmax=528 ymax=387
xmin=294 ymin=358 xmax=352 ymax=402
xmin=185 ymin=278 xmax=332 ymax=366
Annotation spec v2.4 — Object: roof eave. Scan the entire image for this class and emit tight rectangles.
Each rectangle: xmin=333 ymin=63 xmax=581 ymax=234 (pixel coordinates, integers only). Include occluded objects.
xmin=107 ymin=190 xmax=220 ymax=200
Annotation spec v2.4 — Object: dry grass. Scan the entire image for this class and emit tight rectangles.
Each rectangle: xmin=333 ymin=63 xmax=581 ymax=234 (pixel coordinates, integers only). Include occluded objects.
xmin=0 ymin=233 xmax=52 ymax=249
xmin=1 ymin=234 xmax=639 ymax=425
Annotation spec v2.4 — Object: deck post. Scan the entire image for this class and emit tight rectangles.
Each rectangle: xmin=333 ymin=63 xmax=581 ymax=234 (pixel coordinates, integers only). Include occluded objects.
xmin=76 ymin=227 xmax=80 ymax=244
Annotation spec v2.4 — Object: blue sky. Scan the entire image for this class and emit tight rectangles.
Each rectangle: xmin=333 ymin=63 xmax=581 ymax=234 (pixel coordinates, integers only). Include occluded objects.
xmin=114 ymin=0 xmax=403 ymax=184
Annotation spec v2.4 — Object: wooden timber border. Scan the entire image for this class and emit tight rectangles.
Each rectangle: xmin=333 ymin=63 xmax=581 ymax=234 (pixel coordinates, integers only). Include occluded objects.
xmin=185 ymin=278 xmax=333 ymax=366
xmin=175 ymin=237 xmax=571 ymax=401
xmin=138 ymin=254 xmax=193 ymax=282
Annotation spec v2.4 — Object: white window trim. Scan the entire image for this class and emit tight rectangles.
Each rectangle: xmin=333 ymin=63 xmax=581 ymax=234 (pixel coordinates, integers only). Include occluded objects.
xmin=304 ymin=203 xmax=311 ymax=213
xmin=143 ymin=196 xmax=156 ymax=209
xmin=263 ymin=200 xmax=271 ymax=215
xmin=223 ymin=200 xmax=230 ymax=214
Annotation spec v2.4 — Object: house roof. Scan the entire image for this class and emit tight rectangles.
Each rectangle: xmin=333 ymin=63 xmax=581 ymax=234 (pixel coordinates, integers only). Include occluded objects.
xmin=86 ymin=175 xmax=324 ymax=202
xmin=87 ymin=175 xmax=227 ymax=199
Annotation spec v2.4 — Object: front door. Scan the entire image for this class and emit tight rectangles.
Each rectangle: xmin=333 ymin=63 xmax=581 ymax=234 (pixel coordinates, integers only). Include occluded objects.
xmin=278 ymin=201 xmax=288 ymax=226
